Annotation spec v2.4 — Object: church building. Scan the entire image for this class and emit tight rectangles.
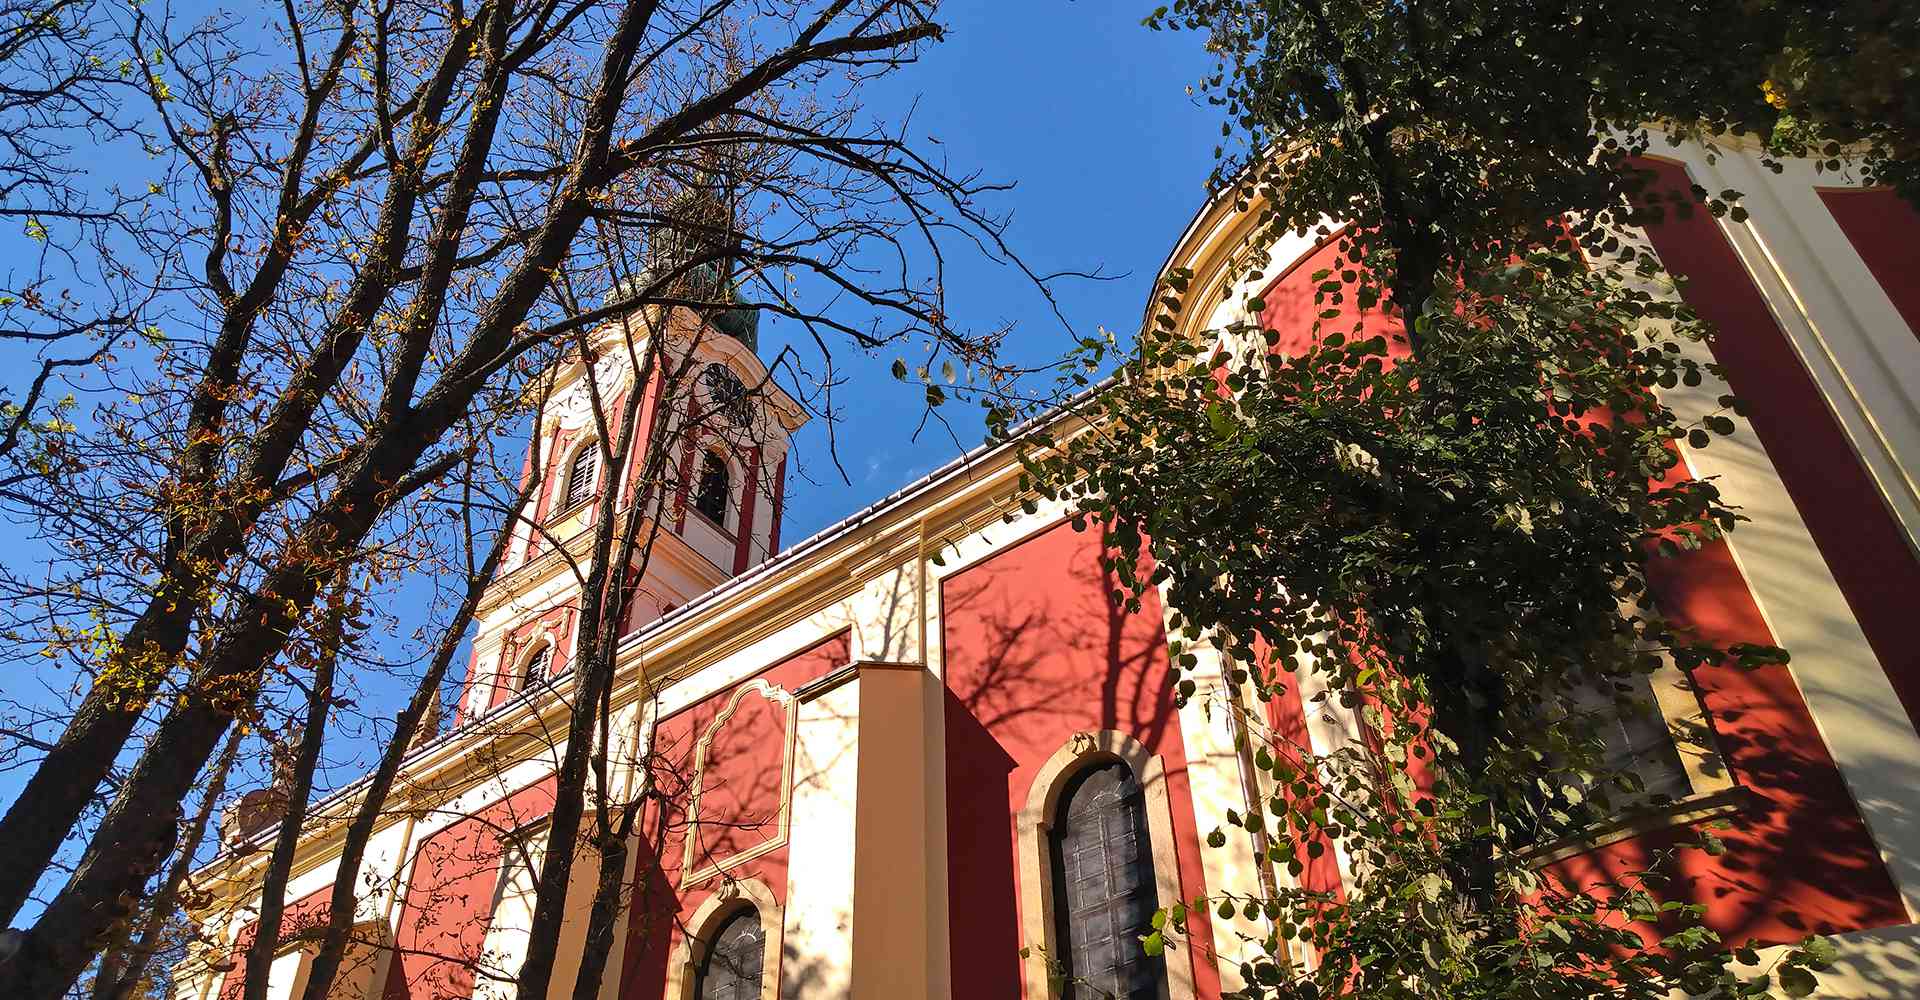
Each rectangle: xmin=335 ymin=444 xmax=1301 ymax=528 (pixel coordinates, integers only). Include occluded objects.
xmin=177 ymin=137 xmax=1920 ymax=1000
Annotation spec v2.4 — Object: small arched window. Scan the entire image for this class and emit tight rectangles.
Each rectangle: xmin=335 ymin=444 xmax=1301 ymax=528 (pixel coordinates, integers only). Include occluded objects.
xmin=693 ymin=906 xmax=763 ymax=1000
xmin=518 ymin=644 xmax=552 ymax=691
xmin=1049 ymin=761 xmax=1164 ymax=1000
xmin=692 ymin=451 xmax=730 ymax=527
xmin=564 ymin=442 xmax=598 ymax=511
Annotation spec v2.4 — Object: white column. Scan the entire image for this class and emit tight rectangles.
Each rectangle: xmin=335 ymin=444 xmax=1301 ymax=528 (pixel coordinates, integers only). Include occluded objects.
xmin=781 ymin=673 xmax=863 ymax=998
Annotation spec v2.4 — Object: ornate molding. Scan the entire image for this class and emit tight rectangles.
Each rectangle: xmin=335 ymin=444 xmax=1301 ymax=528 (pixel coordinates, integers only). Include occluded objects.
xmin=679 ymin=679 xmax=799 ymax=888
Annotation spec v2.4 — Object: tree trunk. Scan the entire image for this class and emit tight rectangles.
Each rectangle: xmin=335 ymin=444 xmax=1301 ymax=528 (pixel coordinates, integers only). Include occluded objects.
xmin=94 ymin=726 xmax=244 ymax=1000
xmin=242 ymin=598 xmax=345 ymax=1000
xmin=297 ymin=471 xmax=539 ymax=1000
xmin=0 ymin=0 xmax=473 ymax=923
xmin=510 ymin=338 xmax=656 ymax=1000
xmin=0 ymin=440 xmax=465 ymax=1000
xmin=570 ymin=827 xmax=633 ymax=1000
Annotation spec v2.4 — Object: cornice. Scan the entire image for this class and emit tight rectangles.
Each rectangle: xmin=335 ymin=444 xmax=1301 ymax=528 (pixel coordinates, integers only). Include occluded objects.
xmin=477 ymin=508 xmax=727 ymax=619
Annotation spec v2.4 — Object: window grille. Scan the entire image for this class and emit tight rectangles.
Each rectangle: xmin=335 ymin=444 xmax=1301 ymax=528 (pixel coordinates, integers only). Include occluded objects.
xmin=519 ymin=645 xmax=552 ymax=690
xmin=693 ymin=452 xmax=730 ymax=527
xmin=703 ymin=363 xmax=752 ymax=427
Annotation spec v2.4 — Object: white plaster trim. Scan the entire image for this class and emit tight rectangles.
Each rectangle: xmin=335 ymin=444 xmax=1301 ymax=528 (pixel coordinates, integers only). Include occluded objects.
xmin=548 ymin=351 xmax=634 ymax=434
xmin=1642 ymin=658 xmax=1737 ymax=800
xmin=1165 ymin=637 xmax=1294 ymax=988
xmin=679 ymin=680 xmax=798 ymax=888
xmin=1015 ymin=730 xmax=1197 ymax=1000
xmin=663 ymin=877 xmax=784 ymax=1000
xmin=1661 ymin=148 xmax=1920 ymax=557
xmin=1716 ymin=920 xmax=1920 ymax=998
xmin=1278 ymin=648 xmax=1363 ymax=895
xmin=1621 ymin=158 xmax=1920 ymax=918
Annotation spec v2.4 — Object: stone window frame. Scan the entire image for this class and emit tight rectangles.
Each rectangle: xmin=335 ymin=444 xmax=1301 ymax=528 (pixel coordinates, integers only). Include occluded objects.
xmin=490 ymin=621 xmax=562 ymax=713
xmin=1016 ymin=729 xmax=1196 ymax=1000
xmin=664 ymin=877 xmax=784 ymax=1000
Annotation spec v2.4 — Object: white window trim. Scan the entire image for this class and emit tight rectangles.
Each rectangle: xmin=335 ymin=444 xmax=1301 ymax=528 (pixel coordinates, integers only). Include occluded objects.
xmin=689 ymin=448 xmax=736 ymax=533
xmin=1015 ymin=729 xmax=1196 ymax=1000
xmin=664 ymin=877 xmax=783 ymax=1000
xmin=474 ymin=818 xmax=553 ymax=1000
xmin=1518 ymin=656 xmax=1750 ymax=866
xmin=516 ymin=640 xmax=555 ymax=693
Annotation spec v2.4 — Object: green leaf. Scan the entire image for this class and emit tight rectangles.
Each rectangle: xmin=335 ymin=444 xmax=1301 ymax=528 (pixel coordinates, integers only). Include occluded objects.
xmin=1802 ymin=936 xmax=1839 ymax=970
xmin=1778 ymin=966 xmax=1818 ymax=997
xmin=1206 ymin=402 xmax=1233 ymax=439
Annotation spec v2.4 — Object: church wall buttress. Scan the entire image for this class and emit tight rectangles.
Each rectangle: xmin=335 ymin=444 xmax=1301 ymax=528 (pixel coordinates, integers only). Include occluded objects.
xmin=939 ymin=519 xmax=1220 ymax=1000
xmin=618 ymin=631 xmax=850 ymax=1000
xmin=1630 ymin=153 xmax=1920 ymax=922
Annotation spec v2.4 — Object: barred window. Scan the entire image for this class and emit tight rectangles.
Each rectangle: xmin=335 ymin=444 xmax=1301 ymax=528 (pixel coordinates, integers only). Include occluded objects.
xmin=703 ymin=363 xmax=752 ymax=427
xmin=693 ymin=452 xmax=730 ymax=527
xmin=518 ymin=644 xmax=551 ymax=690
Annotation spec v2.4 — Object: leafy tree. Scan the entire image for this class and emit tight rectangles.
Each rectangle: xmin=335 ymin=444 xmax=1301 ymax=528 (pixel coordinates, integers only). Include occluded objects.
xmin=1002 ymin=1 xmax=1918 ymax=996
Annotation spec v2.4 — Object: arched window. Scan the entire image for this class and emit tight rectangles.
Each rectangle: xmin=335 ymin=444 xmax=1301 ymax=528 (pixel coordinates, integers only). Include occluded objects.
xmin=1048 ymin=760 xmax=1164 ymax=1000
xmin=564 ymin=442 xmax=598 ymax=510
xmin=518 ymin=643 xmax=552 ymax=691
xmin=692 ymin=451 xmax=730 ymax=527
xmin=693 ymin=906 xmax=764 ymax=1000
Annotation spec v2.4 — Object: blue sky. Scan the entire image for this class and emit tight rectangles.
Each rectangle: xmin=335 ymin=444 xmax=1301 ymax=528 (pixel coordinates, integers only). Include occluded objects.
xmin=769 ymin=4 xmax=1219 ymax=538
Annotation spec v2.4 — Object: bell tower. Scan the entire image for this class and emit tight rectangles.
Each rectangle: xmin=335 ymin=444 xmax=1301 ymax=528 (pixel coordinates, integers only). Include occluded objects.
xmin=451 ymin=184 xmax=805 ymax=726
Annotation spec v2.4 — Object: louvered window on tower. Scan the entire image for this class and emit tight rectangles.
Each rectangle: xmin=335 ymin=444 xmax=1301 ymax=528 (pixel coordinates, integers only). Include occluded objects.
xmin=565 ymin=444 xmax=598 ymax=510
xmin=1049 ymin=761 xmax=1165 ymax=1000
xmin=693 ymin=452 xmax=730 ymax=527
xmin=519 ymin=644 xmax=551 ymax=691
xmin=693 ymin=907 xmax=764 ymax=1000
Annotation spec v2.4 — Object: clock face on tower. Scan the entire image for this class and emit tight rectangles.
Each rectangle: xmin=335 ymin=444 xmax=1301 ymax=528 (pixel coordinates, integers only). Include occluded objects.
xmin=702 ymin=363 xmax=753 ymax=427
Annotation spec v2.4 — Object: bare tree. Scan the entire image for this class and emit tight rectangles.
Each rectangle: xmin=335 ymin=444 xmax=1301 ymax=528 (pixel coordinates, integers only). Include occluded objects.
xmin=0 ymin=1 xmax=1046 ymax=997
xmin=0 ymin=0 xmax=161 ymax=454
xmin=293 ymin=433 xmax=549 ymax=1000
